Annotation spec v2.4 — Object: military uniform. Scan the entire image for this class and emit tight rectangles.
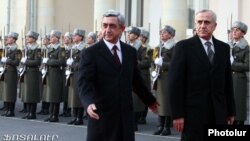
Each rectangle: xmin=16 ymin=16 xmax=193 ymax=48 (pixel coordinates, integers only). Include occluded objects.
xmin=230 ymin=21 xmax=249 ymax=124
xmin=43 ymin=30 xmax=65 ymax=122
xmin=60 ymin=32 xmax=72 ymax=117
xmin=67 ymin=28 xmax=86 ymax=125
xmin=1 ymin=32 xmax=21 ymax=117
xmin=21 ymin=31 xmax=41 ymax=119
xmin=153 ymin=25 xmax=176 ymax=136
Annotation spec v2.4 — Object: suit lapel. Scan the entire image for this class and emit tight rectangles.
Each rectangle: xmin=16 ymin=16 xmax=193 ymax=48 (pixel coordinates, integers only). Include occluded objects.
xmin=192 ymin=36 xmax=211 ymax=65
xmin=97 ymin=40 xmax=122 ymax=70
xmin=211 ymin=38 xmax=221 ymax=69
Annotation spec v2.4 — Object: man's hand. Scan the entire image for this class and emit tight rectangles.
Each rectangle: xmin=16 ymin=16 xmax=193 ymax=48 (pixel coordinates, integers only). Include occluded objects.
xmin=87 ymin=104 xmax=100 ymax=120
xmin=173 ymin=118 xmax=184 ymax=132
xmin=227 ymin=116 xmax=234 ymax=125
xmin=149 ymin=101 xmax=159 ymax=114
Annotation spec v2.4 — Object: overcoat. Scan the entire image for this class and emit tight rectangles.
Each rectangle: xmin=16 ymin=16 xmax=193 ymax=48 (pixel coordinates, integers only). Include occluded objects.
xmin=78 ymin=39 xmax=156 ymax=141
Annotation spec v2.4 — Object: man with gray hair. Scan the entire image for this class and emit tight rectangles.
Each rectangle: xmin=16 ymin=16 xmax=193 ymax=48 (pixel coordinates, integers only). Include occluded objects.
xmin=78 ymin=9 xmax=159 ymax=141
xmin=168 ymin=9 xmax=235 ymax=141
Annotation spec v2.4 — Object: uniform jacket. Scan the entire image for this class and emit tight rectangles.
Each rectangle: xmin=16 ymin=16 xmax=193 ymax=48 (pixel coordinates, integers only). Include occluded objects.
xmin=78 ymin=39 xmax=156 ymax=141
xmin=44 ymin=44 xmax=65 ymax=103
xmin=22 ymin=45 xmax=41 ymax=103
xmin=231 ymin=38 xmax=249 ymax=121
xmin=3 ymin=45 xmax=21 ymax=102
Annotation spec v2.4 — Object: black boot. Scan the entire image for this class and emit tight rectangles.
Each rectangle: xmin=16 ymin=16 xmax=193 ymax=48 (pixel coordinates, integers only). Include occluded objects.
xmin=74 ymin=108 xmax=84 ymax=125
xmin=153 ymin=116 xmax=165 ymax=135
xmin=19 ymin=103 xmax=27 ymax=113
xmin=37 ymin=101 xmax=46 ymax=114
xmin=160 ymin=116 xmax=171 ymax=136
xmin=50 ymin=103 xmax=59 ymax=122
xmin=44 ymin=103 xmax=53 ymax=122
xmin=68 ymin=108 xmax=78 ymax=124
xmin=27 ymin=103 xmax=37 ymax=119
xmin=22 ymin=103 xmax=30 ymax=119
xmin=1 ymin=102 xmax=9 ymax=116
xmin=138 ymin=107 xmax=148 ymax=124
xmin=60 ymin=102 xmax=71 ymax=117
xmin=6 ymin=102 xmax=15 ymax=117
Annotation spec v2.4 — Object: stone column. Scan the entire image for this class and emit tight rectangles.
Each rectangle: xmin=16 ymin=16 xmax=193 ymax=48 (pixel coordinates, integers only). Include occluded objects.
xmin=37 ymin=0 xmax=55 ymax=34
xmin=161 ymin=0 xmax=188 ymax=40
xmin=93 ymin=0 xmax=116 ymax=32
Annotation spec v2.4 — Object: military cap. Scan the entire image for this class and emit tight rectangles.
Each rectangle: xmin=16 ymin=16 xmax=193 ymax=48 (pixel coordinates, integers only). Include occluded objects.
xmin=64 ymin=32 xmax=72 ymax=39
xmin=26 ymin=31 xmax=39 ymax=40
xmin=232 ymin=21 xmax=248 ymax=34
xmin=50 ymin=30 xmax=62 ymax=39
xmin=87 ymin=32 xmax=97 ymax=41
xmin=7 ymin=32 xmax=19 ymax=40
xmin=140 ymin=29 xmax=150 ymax=39
xmin=161 ymin=25 xmax=176 ymax=37
xmin=73 ymin=28 xmax=85 ymax=37
xmin=126 ymin=26 xmax=141 ymax=36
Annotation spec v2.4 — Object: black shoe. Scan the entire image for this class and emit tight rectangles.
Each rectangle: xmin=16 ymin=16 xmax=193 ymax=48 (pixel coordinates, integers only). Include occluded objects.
xmin=19 ymin=109 xmax=27 ymax=113
xmin=160 ymin=128 xmax=171 ymax=136
xmin=44 ymin=117 xmax=51 ymax=122
xmin=22 ymin=113 xmax=30 ymax=119
xmin=1 ymin=111 xmax=8 ymax=116
xmin=5 ymin=111 xmax=15 ymax=117
xmin=68 ymin=118 xmax=77 ymax=124
xmin=49 ymin=116 xmax=59 ymax=122
xmin=27 ymin=114 xmax=36 ymax=119
xmin=153 ymin=127 xmax=164 ymax=135
xmin=74 ymin=119 xmax=84 ymax=125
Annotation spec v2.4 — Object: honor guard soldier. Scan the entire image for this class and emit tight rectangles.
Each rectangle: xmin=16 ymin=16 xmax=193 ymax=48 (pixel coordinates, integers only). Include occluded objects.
xmin=0 ymin=36 xmax=8 ymax=111
xmin=229 ymin=21 xmax=249 ymax=125
xmin=67 ymin=28 xmax=87 ymax=125
xmin=153 ymin=25 xmax=176 ymax=136
xmin=1 ymin=32 xmax=22 ymax=117
xmin=60 ymin=32 xmax=72 ymax=117
xmin=126 ymin=26 xmax=151 ymax=131
xmin=37 ymin=34 xmax=50 ymax=115
xmin=43 ymin=30 xmax=65 ymax=122
xmin=86 ymin=32 xmax=97 ymax=47
xmin=20 ymin=31 xmax=41 ymax=119
xmin=138 ymin=29 xmax=153 ymax=124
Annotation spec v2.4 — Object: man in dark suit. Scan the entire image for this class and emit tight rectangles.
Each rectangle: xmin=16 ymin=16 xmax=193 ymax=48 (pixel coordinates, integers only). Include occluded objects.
xmin=168 ymin=9 xmax=236 ymax=141
xmin=78 ymin=10 xmax=158 ymax=141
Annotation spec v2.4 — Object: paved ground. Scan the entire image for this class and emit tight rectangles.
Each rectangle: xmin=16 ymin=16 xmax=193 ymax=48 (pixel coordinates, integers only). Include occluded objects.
xmin=0 ymin=99 xmax=181 ymax=141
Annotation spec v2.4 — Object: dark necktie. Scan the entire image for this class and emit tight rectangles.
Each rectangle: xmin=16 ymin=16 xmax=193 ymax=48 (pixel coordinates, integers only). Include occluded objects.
xmin=112 ymin=45 xmax=121 ymax=65
xmin=205 ymin=41 xmax=214 ymax=64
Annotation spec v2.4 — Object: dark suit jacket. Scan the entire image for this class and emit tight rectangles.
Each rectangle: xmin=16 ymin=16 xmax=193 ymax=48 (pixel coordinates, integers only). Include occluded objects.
xmin=78 ymin=39 xmax=156 ymax=141
xmin=168 ymin=35 xmax=235 ymax=141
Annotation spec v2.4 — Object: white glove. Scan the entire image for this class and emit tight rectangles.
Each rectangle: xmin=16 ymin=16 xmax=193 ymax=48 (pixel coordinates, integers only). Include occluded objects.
xmin=1 ymin=57 xmax=7 ymax=63
xmin=154 ymin=57 xmax=163 ymax=66
xmin=21 ymin=57 xmax=27 ymax=63
xmin=66 ymin=58 xmax=74 ymax=66
xmin=230 ymin=56 xmax=234 ymax=65
xmin=42 ymin=58 xmax=49 ymax=64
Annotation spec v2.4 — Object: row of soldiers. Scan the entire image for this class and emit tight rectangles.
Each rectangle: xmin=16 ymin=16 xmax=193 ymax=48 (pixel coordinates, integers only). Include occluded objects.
xmin=0 ymin=25 xmax=176 ymax=132
xmin=0 ymin=28 xmax=100 ymax=125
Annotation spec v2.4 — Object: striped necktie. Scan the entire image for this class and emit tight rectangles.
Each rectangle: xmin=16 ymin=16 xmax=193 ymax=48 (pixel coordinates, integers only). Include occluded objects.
xmin=205 ymin=41 xmax=214 ymax=64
